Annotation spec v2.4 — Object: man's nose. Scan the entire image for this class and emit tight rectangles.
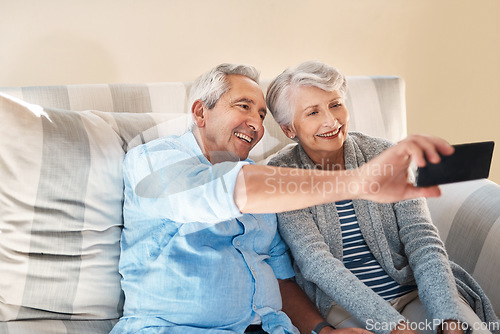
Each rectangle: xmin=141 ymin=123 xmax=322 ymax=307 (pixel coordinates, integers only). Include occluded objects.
xmin=246 ymin=110 xmax=263 ymax=132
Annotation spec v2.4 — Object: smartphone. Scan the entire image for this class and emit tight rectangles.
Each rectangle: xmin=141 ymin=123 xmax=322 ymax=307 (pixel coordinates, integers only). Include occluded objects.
xmin=415 ymin=141 xmax=495 ymax=187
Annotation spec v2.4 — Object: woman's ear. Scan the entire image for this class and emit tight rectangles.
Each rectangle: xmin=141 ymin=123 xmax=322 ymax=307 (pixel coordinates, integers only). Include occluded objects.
xmin=192 ymin=100 xmax=206 ymax=127
xmin=280 ymin=124 xmax=296 ymax=140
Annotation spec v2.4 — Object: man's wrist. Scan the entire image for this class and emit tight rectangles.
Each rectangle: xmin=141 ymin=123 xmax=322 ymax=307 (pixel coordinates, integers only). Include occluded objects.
xmin=338 ymin=171 xmax=368 ymax=201
xmin=312 ymin=321 xmax=334 ymax=334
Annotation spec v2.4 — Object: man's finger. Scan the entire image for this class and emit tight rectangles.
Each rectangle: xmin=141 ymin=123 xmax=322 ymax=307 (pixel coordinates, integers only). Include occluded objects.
xmin=405 ymin=184 xmax=442 ymax=199
xmin=396 ymin=135 xmax=453 ymax=167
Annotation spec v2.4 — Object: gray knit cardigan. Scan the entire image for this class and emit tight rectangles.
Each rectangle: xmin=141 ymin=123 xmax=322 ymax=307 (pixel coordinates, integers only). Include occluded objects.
xmin=268 ymin=132 xmax=499 ymax=334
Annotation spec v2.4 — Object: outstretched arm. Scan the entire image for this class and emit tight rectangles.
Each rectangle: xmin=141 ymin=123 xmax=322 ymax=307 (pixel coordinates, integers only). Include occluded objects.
xmin=234 ymin=134 xmax=453 ymax=214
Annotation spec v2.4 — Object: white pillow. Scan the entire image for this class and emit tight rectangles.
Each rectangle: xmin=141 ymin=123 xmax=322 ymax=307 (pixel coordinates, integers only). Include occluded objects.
xmin=0 ymin=93 xmax=188 ymax=321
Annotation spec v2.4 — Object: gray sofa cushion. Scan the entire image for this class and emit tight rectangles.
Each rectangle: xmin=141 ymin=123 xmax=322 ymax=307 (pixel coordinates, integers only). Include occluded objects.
xmin=0 ymin=93 xmax=188 ymax=322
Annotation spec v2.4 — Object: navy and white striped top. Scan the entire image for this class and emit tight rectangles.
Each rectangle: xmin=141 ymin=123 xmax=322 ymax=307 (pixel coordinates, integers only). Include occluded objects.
xmin=336 ymin=200 xmax=416 ymax=301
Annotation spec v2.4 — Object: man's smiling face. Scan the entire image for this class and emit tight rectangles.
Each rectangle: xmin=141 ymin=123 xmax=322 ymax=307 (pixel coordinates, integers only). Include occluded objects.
xmin=199 ymin=74 xmax=267 ymax=162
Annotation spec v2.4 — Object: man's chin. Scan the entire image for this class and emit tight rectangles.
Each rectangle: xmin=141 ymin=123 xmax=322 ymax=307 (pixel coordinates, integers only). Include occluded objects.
xmin=236 ymin=151 xmax=251 ymax=161
xmin=208 ymin=150 xmax=244 ymax=163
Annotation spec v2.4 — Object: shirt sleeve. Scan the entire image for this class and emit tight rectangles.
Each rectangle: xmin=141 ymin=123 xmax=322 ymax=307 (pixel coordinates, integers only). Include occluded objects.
xmin=123 ymin=140 xmax=249 ymax=224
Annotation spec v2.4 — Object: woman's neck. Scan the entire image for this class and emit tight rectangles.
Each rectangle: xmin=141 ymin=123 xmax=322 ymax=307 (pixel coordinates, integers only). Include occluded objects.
xmin=306 ymin=146 xmax=345 ymax=171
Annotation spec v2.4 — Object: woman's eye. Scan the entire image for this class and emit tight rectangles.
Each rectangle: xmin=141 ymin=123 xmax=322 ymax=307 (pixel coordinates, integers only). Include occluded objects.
xmin=330 ymin=103 xmax=341 ymax=108
xmin=308 ymin=111 xmax=318 ymax=116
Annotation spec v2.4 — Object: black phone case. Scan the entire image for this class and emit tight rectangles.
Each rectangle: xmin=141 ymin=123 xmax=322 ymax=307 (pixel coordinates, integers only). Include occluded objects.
xmin=416 ymin=141 xmax=495 ymax=187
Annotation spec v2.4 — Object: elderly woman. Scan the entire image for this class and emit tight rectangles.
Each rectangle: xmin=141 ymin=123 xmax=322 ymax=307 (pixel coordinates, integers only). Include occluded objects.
xmin=266 ymin=61 xmax=498 ymax=334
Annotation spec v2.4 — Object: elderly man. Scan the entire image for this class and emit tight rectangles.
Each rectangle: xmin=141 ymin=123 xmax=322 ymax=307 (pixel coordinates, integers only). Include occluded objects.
xmin=110 ymin=64 xmax=452 ymax=334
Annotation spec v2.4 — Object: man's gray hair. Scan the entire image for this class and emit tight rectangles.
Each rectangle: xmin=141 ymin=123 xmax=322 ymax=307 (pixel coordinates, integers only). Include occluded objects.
xmin=188 ymin=64 xmax=260 ymax=128
xmin=266 ymin=60 xmax=347 ymax=127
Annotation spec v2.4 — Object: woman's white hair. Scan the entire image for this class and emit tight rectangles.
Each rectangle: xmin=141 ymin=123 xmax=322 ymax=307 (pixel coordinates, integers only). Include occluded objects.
xmin=266 ymin=60 xmax=347 ymax=127
xmin=188 ymin=63 xmax=260 ymax=128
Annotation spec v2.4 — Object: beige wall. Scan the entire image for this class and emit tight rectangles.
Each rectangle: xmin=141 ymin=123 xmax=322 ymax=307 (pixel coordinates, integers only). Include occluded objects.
xmin=2 ymin=0 xmax=499 ymax=183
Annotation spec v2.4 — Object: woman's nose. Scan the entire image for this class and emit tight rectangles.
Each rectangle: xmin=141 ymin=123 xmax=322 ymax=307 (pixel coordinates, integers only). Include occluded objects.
xmin=323 ymin=110 xmax=338 ymax=127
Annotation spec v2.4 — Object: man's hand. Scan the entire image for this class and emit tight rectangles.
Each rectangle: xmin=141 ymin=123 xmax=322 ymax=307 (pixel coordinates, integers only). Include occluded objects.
xmin=354 ymin=134 xmax=454 ymax=203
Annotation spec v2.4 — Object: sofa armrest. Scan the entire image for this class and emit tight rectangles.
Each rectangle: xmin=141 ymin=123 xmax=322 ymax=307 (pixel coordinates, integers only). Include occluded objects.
xmin=426 ymin=179 xmax=500 ymax=314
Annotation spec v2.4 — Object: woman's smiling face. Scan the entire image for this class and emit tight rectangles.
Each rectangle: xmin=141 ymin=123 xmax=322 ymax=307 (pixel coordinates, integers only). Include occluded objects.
xmin=287 ymin=85 xmax=349 ymax=165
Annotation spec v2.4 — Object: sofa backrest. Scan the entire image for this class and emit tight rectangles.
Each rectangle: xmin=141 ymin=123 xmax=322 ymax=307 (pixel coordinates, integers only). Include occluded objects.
xmin=0 ymin=76 xmax=407 ymax=162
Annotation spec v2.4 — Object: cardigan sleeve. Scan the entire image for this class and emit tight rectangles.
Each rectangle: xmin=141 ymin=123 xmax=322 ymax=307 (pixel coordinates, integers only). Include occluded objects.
xmin=393 ymin=198 xmax=466 ymax=324
xmin=276 ymin=207 xmax=406 ymax=334
xmin=351 ymin=132 xmax=467 ymax=325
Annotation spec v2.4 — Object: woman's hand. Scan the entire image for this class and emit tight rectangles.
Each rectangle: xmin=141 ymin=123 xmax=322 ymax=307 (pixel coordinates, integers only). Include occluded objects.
xmin=321 ymin=328 xmax=374 ymax=334
xmin=441 ymin=320 xmax=465 ymax=334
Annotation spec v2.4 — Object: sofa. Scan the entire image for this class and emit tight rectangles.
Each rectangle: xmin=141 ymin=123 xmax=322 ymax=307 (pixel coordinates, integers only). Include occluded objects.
xmin=0 ymin=77 xmax=498 ymax=334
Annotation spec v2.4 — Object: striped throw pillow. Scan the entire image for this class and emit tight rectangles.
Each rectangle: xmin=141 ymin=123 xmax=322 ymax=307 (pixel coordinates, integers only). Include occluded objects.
xmin=0 ymin=93 xmax=189 ymax=321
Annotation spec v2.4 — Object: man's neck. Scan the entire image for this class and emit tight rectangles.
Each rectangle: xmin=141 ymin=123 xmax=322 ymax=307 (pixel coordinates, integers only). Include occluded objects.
xmin=192 ymin=127 xmax=240 ymax=164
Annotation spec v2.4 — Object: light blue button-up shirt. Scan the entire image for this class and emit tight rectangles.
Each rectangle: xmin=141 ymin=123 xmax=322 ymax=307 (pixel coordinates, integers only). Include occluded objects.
xmin=111 ymin=131 xmax=298 ymax=334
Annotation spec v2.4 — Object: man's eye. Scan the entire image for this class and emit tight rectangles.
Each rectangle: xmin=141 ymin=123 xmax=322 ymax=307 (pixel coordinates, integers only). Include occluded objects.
xmin=239 ymin=104 xmax=250 ymax=110
xmin=259 ymin=113 xmax=266 ymax=120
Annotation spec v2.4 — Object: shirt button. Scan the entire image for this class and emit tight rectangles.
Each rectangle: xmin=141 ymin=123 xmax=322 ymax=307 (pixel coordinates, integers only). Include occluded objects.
xmin=236 ymin=241 xmax=240 ymax=246
xmin=253 ymin=304 xmax=257 ymax=310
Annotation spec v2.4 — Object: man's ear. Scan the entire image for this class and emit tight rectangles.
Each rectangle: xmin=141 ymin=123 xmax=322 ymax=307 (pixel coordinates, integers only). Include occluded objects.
xmin=191 ymin=100 xmax=206 ymax=127
xmin=280 ymin=124 xmax=296 ymax=140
